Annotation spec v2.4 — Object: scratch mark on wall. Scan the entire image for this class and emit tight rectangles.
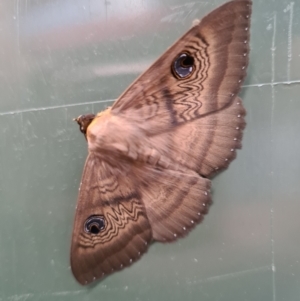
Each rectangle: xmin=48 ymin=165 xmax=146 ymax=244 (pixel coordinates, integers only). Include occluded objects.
xmin=20 ymin=112 xmax=25 ymax=148
xmin=244 ymin=79 xmax=300 ymax=88
xmin=15 ymin=0 xmax=21 ymax=55
xmin=1 ymin=72 xmax=299 ymax=119
xmin=4 ymin=290 xmax=85 ymax=301
xmin=1 ymin=73 xmax=300 ymax=117
xmin=270 ymin=11 xmax=277 ymax=301
xmin=7 ymin=293 xmax=33 ymax=301
xmin=284 ymin=2 xmax=295 ymax=81
xmin=51 ymin=290 xmax=85 ymax=296
xmin=36 ymin=63 xmax=47 ymax=86
xmin=0 ymin=99 xmax=114 ymax=116
xmin=161 ymin=2 xmax=198 ymax=23
xmin=191 ymin=266 xmax=271 ymax=285
xmin=104 ymin=0 xmax=111 ymax=22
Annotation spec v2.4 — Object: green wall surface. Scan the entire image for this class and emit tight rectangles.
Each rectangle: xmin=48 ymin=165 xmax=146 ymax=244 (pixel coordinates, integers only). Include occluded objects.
xmin=0 ymin=0 xmax=300 ymax=300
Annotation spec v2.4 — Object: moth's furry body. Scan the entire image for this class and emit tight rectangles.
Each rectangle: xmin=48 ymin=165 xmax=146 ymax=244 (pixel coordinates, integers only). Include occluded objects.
xmin=71 ymin=0 xmax=252 ymax=285
xmin=87 ymin=109 xmax=149 ymax=164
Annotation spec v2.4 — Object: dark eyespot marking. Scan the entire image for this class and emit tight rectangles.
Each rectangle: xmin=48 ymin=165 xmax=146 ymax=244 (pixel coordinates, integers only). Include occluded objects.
xmin=84 ymin=216 xmax=105 ymax=234
xmin=172 ymin=53 xmax=195 ymax=79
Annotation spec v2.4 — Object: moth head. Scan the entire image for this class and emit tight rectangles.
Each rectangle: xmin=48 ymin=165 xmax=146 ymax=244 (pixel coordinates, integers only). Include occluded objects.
xmin=84 ymin=215 xmax=105 ymax=235
xmin=171 ymin=52 xmax=195 ymax=79
xmin=73 ymin=114 xmax=96 ymax=137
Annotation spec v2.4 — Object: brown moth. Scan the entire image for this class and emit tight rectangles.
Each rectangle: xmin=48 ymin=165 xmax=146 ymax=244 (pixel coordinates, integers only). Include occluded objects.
xmin=71 ymin=0 xmax=252 ymax=285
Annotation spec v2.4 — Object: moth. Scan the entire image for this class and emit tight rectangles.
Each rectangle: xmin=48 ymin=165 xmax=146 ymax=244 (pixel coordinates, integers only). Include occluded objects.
xmin=71 ymin=0 xmax=252 ymax=285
